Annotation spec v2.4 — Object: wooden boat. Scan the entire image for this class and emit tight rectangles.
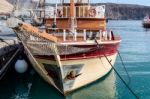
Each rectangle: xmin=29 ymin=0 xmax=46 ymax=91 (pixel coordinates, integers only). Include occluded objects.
xmin=7 ymin=0 xmax=121 ymax=95
xmin=143 ymin=15 xmax=150 ymax=28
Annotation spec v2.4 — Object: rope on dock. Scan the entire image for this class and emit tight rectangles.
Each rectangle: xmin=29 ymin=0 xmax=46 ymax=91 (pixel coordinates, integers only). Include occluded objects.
xmin=94 ymin=39 xmax=139 ymax=99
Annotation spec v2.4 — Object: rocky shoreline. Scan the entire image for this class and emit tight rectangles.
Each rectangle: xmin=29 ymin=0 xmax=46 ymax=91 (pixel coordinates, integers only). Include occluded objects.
xmin=103 ymin=3 xmax=150 ymax=20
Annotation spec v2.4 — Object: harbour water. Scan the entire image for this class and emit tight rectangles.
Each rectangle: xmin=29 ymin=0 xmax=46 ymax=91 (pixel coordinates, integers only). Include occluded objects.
xmin=0 ymin=20 xmax=150 ymax=99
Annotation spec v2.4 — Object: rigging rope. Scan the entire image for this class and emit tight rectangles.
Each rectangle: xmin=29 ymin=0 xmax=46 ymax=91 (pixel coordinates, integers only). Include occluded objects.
xmin=94 ymin=39 xmax=139 ymax=99
xmin=117 ymin=50 xmax=131 ymax=84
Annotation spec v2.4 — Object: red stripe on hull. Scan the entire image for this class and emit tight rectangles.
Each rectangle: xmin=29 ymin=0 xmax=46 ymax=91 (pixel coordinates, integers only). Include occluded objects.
xmin=34 ymin=43 xmax=119 ymax=61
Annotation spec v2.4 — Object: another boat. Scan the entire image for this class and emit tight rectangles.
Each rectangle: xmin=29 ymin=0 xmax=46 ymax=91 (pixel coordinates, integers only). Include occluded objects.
xmin=0 ymin=20 xmax=20 ymax=80
xmin=143 ymin=15 xmax=150 ymax=28
xmin=0 ymin=39 xmax=20 ymax=80
xmin=7 ymin=0 xmax=121 ymax=95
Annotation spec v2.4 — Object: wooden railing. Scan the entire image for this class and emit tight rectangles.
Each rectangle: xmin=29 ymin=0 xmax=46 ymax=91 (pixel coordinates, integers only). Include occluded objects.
xmin=45 ymin=5 xmax=105 ymax=18
xmin=46 ymin=28 xmax=114 ymax=42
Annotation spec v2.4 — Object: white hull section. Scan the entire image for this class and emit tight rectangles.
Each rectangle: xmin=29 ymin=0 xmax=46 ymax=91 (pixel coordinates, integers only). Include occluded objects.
xmin=23 ymin=44 xmax=63 ymax=93
xmin=33 ymin=53 xmax=117 ymax=94
xmin=62 ymin=53 xmax=117 ymax=93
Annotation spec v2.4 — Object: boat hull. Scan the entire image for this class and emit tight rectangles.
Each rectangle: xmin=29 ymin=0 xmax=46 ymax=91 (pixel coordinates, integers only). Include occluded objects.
xmin=23 ymin=41 xmax=118 ymax=94
xmin=9 ymin=21 xmax=120 ymax=95
xmin=35 ymin=53 xmax=117 ymax=95
xmin=143 ymin=22 xmax=150 ymax=28
xmin=0 ymin=43 xmax=20 ymax=80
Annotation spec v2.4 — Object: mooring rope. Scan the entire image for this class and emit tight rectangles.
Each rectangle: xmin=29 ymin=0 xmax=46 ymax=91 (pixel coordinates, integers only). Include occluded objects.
xmin=0 ymin=38 xmax=17 ymax=49
xmin=0 ymin=38 xmax=10 ymax=45
xmin=94 ymin=39 xmax=139 ymax=99
xmin=0 ymin=38 xmax=18 ymax=55
xmin=117 ymin=50 xmax=131 ymax=84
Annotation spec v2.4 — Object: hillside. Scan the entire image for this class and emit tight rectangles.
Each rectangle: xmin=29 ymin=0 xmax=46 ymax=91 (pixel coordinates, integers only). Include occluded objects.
xmin=5 ymin=1 xmax=150 ymax=20
xmin=7 ymin=0 xmax=37 ymax=9
xmin=103 ymin=3 xmax=150 ymax=20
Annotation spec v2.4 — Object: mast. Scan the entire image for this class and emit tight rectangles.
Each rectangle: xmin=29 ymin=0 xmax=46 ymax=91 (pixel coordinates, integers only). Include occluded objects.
xmin=13 ymin=0 xmax=19 ymax=12
xmin=70 ymin=0 xmax=75 ymax=33
xmin=15 ymin=0 xmax=19 ymax=11
xmin=43 ymin=0 xmax=45 ymax=21
xmin=39 ymin=0 xmax=45 ymax=19
xmin=54 ymin=0 xmax=58 ymax=26
xmin=88 ymin=0 xmax=90 ymax=6
xmin=70 ymin=0 xmax=75 ymax=18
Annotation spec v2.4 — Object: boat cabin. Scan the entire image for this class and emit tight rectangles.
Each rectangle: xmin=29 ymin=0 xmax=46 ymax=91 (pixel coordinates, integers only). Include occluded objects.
xmin=42 ymin=0 xmax=114 ymax=42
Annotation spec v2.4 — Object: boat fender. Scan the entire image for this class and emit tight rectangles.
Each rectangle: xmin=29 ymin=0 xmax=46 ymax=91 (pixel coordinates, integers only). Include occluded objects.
xmin=15 ymin=57 xmax=28 ymax=73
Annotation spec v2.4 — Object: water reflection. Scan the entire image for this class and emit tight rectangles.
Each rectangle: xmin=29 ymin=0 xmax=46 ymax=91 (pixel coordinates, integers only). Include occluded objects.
xmin=30 ymin=70 xmax=117 ymax=99
xmin=143 ymin=28 xmax=150 ymax=32
xmin=11 ymin=83 xmax=31 ymax=99
xmin=67 ymin=70 xmax=116 ymax=99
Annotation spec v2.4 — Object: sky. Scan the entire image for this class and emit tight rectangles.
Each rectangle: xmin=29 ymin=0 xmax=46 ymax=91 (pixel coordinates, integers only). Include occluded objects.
xmin=93 ymin=0 xmax=150 ymax=6
xmin=33 ymin=0 xmax=150 ymax=6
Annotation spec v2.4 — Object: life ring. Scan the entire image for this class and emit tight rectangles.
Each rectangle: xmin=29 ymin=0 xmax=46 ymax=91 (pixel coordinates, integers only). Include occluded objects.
xmin=57 ymin=9 xmax=63 ymax=17
xmin=88 ymin=8 xmax=96 ymax=17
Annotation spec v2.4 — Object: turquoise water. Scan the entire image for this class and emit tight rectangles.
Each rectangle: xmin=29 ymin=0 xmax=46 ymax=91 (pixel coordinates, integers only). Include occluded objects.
xmin=1 ymin=20 xmax=150 ymax=99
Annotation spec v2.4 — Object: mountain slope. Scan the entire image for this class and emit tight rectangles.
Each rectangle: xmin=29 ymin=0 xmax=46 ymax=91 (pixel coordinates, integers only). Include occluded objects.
xmin=104 ymin=3 xmax=150 ymax=20
xmin=4 ymin=1 xmax=150 ymax=20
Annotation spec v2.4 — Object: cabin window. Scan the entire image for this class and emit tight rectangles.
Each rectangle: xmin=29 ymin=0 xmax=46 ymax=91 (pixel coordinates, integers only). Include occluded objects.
xmin=63 ymin=6 xmax=67 ymax=17
xmin=67 ymin=7 xmax=70 ymax=17
xmin=76 ymin=6 xmax=89 ymax=18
